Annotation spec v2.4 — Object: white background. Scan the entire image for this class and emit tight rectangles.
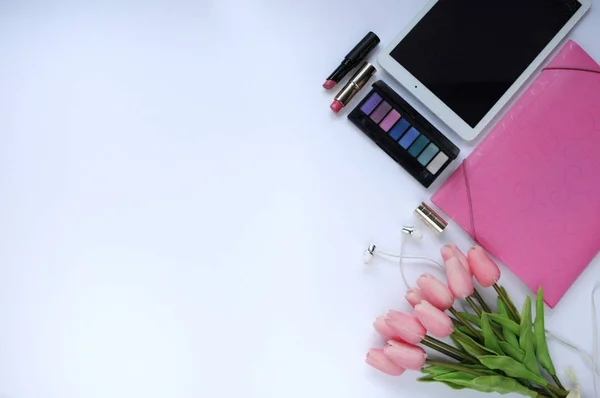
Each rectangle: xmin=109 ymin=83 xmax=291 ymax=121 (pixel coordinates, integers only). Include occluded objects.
xmin=1 ymin=1 xmax=599 ymax=397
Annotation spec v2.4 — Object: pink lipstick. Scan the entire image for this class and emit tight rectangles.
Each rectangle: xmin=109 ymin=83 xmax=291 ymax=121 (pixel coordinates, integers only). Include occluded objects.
xmin=330 ymin=62 xmax=376 ymax=113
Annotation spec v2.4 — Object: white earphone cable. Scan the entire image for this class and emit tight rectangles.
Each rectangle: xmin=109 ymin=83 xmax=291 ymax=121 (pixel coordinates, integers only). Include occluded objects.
xmin=374 ymin=248 xmax=446 ymax=291
xmin=368 ymin=236 xmax=468 ymax=312
xmin=545 ymin=284 xmax=599 ymax=397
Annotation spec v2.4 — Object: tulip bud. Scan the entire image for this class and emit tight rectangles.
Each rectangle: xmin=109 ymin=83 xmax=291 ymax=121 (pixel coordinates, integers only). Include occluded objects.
xmin=417 ymin=273 xmax=454 ymax=310
xmin=366 ymin=348 xmax=406 ymax=376
xmin=445 ymin=256 xmax=474 ymax=299
xmin=384 ymin=310 xmax=427 ymax=345
xmin=467 ymin=246 xmax=501 ymax=287
xmin=373 ymin=316 xmax=397 ymax=339
xmin=405 ymin=288 xmax=425 ymax=308
xmin=441 ymin=244 xmax=471 ymax=275
xmin=383 ymin=340 xmax=427 ymax=371
xmin=414 ymin=300 xmax=454 ymax=338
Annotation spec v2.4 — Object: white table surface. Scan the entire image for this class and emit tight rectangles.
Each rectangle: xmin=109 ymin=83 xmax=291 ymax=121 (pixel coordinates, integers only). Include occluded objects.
xmin=1 ymin=1 xmax=599 ymax=397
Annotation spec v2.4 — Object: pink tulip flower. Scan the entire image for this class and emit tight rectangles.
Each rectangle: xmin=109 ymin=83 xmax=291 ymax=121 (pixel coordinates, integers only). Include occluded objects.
xmin=405 ymin=288 xmax=425 ymax=308
xmin=414 ymin=300 xmax=454 ymax=338
xmin=445 ymin=256 xmax=474 ymax=299
xmin=468 ymin=246 xmax=501 ymax=287
xmin=417 ymin=273 xmax=454 ymax=310
xmin=441 ymin=244 xmax=471 ymax=275
xmin=384 ymin=310 xmax=427 ymax=345
xmin=366 ymin=348 xmax=406 ymax=376
xmin=373 ymin=316 xmax=399 ymax=340
xmin=383 ymin=340 xmax=427 ymax=371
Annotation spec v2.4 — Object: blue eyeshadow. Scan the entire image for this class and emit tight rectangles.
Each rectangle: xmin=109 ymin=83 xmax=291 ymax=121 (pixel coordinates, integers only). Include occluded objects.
xmin=388 ymin=118 xmax=411 ymax=140
xmin=408 ymin=135 xmax=430 ymax=157
xmin=417 ymin=143 xmax=439 ymax=165
xmin=399 ymin=127 xmax=420 ymax=149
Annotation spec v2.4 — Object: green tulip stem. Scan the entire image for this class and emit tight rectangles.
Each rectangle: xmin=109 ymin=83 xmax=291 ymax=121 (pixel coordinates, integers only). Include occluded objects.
xmin=543 ymin=386 xmax=560 ymax=398
xmin=545 ymin=384 xmax=568 ymax=398
xmin=421 ymin=338 xmax=463 ymax=362
xmin=423 ymin=336 xmax=477 ymax=363
xmin=465 ymin=296 xmax=483 ymax=316
xmin=449 ymin=307 xmax=481 ymax=337
xmin=472 ymin=288 xmax=493 ymax=313
xmin=551 ymin=375 xmax=565 ymax=391
xmin=493 ymin=284 xmax=521 ymax=323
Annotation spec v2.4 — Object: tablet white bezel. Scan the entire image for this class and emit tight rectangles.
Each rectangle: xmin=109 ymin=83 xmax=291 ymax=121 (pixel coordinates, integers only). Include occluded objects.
xmin=377 ymin=0 xmax=592 ymax=141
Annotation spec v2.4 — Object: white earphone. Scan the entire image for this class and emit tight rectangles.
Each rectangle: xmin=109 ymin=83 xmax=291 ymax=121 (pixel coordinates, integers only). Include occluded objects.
xmin=363 ymin=226 xmax=422 ymax=264
xmin=363 ymin=225 xmax=444 ymax=289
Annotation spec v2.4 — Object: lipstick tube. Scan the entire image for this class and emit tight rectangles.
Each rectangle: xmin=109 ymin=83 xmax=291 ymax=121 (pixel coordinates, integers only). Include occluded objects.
xmin=330 ymin=62 xmax=376 ymax=113
xmin=323 ymin=32 xmax=380 ymax=90
xmin=415 ymin=202 xmax=448 ymax=234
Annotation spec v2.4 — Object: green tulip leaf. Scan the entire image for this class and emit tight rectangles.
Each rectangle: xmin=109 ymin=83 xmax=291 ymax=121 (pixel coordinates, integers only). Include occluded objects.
xmin=434 ymin=371 xmax=476 ymax=382
xmin=498 ymin=342 xmax=525 ymax=362
xmin=471 ymin=376 xmax=537 ymax=397
xmin=419 ymin=375 xmax=467 ymax=390
xmin=456 ymin=324 xmax=482 ymax=341
xmin=488 ymin=313 xmax=521 ymax=335
xmin=435 ymin=372 xmax=536 ymax=397
xmin=421 ymin=366 xmax=456 ymax=377
xmin=497 ymin=298 xmax=508 ymax=316
xmin=519 ymin=296 xmax=532 ymax=338
xmin=457 ymin=312 xmax=482 ymax=328
xmin=478 ymin=356 xmax=547 ymax=386
xmin=481 ymin=313 xmax=504 ymax=355
xmin=450 ymin=334 xmax=470 ymax=357
xmin=498 ymin=299 xmax=521 ymax=348
xmin=453 ymin=329 xmax=497 ymax=358
xmin=534 ymin=288 xmax=557 ymax=376
xmin=522 ymin=328 xmax=541 ymax=376
xmin=503 ymin=328 xmax=520 ymax=348
xmin=518 ymin=297 xmax=542 ymax=376
xmin=460 ymin=364 xmax=498 ymax=376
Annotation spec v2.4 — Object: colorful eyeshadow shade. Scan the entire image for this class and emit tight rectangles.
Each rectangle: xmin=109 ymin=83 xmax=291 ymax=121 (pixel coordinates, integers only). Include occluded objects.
xmin=360 ymin=93 xmax=383 ymax=115
xmin=348 ymin=81 xmax=460 ymax=188
xmin=408 ymin=135 xmax=430 ymax=156
xmin=427 ymin=152 xmax=450 ymax=174
xmin=380 ymin=110 xmax=401 ymax=132
xmin=370 ymin=101 xmax=392 ymax=123
xmin=399 ymin=127 xmax=420 ymax=149
xmin=389 ymin=118 xmax=411 ymax=140
xmin=417 ymin=143 xmax=439 ymax=166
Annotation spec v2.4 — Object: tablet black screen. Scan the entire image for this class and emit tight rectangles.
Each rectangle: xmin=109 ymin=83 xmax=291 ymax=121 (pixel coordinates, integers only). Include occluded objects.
xmin=390 ymin=0 xmax=581 ymax=128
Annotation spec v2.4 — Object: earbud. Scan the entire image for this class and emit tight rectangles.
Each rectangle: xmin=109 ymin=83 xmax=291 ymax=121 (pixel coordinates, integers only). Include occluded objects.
xmin=363 ymin=226 xmax=423 ymax=264
xmin=402 ymin=226 xmax=423 ymax=241
xmin=363 ymin=244 xmax=377 ymax=264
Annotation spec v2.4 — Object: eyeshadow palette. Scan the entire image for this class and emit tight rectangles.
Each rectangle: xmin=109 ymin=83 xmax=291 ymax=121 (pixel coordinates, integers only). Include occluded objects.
xmin=348 ymin=80 xmax=460 ymax=188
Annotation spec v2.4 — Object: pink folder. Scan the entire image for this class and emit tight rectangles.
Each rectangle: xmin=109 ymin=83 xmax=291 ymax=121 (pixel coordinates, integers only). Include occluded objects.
xmin=432 ymin=40 xmax=600 ymax=308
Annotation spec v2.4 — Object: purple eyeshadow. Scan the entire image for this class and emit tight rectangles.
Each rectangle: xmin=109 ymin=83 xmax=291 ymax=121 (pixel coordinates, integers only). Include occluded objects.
xmin=360 ymin=93 xmax=383 ymax=115
xmin=379 ymin=110 xmax=402 ymax=132
xmin=370 ymin=101 xmax=392 ymax=124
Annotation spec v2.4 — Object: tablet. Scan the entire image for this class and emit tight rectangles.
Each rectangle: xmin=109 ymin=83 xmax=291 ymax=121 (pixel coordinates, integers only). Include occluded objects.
xmin=378 ymin=0 xmax=591 ymax=141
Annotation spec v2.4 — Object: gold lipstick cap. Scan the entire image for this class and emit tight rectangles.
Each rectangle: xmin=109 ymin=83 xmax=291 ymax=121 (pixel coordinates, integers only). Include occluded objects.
xmin=415 ymin=202 xmax=448 ymax=235
xmin=334 ymin=62 xmax=376 ymax=106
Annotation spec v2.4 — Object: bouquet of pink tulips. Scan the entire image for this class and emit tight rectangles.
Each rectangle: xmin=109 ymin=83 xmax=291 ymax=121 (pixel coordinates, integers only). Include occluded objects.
xmin=367 ymin=245 xmax=569 ymax=398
